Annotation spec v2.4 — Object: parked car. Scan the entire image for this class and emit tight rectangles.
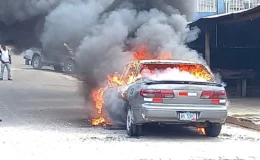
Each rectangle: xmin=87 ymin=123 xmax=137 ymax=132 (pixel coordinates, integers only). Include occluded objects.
xmin=26 ymin=44 xmax=76 ymax=74
xmin=23 ymin=47 xmax=42 ymax=65
xmin=103 ymin=60 xmax=228 ymax=137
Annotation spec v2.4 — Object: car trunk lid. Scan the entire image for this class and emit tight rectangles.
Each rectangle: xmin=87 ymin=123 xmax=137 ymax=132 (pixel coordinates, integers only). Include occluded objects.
xmin=140 ymin=80 xmax=226 ymax=105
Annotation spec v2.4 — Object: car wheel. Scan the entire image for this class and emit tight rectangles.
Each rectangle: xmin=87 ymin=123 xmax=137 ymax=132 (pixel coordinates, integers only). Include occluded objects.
xmin=32 ymin=55 xmax=43 ymax=69
xmin=54 ymin=65 xmax=63 ymax=72
xmin=25 ymin=59 xmax=30 ymax=65
xmin=126 ymin=107 xmax=142 ymax=137
xmin=205 ymin=123 xmax=222 ymax=137
xmin=64 ymin=60 xmax=75 ymax=74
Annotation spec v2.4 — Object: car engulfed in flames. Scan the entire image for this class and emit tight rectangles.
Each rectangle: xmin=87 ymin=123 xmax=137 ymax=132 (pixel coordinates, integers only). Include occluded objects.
xmin=90 ymin=46 xmax=227 ymax=137
xmin=91 ymin=45 xmax=215 ymax=126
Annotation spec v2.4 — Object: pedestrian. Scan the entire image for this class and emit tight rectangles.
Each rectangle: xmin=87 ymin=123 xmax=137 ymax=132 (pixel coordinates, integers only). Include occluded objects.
xmin=0 ymin=45 xmax=12 ymax=80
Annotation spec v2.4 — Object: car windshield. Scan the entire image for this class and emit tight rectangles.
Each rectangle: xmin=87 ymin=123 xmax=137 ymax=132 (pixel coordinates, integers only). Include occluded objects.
xmin=139 ymin=63 xmax=214 ymax=82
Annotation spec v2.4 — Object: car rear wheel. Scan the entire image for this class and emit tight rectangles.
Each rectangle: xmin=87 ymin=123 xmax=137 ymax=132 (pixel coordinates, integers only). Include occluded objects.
xmin=54 ymin=65 xmax=63 ymax=72
xmin=64 ymin=59 xmax=75 ymax=74
xmin=205 ymin=123 xmax=222 ymax=137
xmin=126 ymin=107 xmax=142 ymax=137
xmin=32 ymin=55 xmax=42 ymax=69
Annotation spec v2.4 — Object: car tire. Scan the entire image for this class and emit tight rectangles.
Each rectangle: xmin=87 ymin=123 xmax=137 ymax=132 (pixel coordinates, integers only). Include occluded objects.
xmin=25 ymin=59 xmax=30 ymax=65
xmin=54 ymin=65 xmax=63 ymax=72
xmin=205 ymin=123 xmax=222 ymax=137
xmin=126 ymin=107 xmax=142 ymax=137
xmin=32 ymin=55 xmax=43 ymax=69
xmin=64 ymin=59 xmax=76 ymax=74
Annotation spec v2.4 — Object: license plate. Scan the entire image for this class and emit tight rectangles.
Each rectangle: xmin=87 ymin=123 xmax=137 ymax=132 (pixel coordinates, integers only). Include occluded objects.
xmin=179 ymin=112 xmax=197 ymax=121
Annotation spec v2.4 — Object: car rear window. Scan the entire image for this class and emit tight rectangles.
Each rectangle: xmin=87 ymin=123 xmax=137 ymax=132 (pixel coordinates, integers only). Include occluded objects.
xmin=139 ymin=63 xmax=214 ymax=82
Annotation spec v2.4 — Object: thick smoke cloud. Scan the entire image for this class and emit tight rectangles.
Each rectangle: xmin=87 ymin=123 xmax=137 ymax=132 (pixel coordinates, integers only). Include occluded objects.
xmin=0 ymin=0 xmax=196 ymax=50
xmin=0 ymin=0 xmax=61 ymax=24
xmin=0 ymin=0 xmax=61 ymax=49
xmin=41 ymin=0 xmax=103 ymax=51
xmin=0 ymin=0 xmax=200 ymax=121
xmin=64 ymin=0 xmax=199 ymax=120
xmin=73 ymin=0 xmax=201 ymax=92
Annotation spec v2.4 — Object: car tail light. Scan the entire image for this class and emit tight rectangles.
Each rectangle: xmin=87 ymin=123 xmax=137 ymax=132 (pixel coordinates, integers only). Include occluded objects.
xmin=200 ymin=91 xmax=214 ymax=99
xmin=140 ymin=89 xmax=175 ymax=98
xmin=212 ymin=91 xmax=226 ymax=99
xmin=201 ymin=91 xmax=226 ymax=99
xmin=161 ymin=90 xmax=175 ymax=98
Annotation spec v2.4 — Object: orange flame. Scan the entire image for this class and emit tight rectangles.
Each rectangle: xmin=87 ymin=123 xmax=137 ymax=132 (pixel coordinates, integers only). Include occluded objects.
xmin=91 ymin=88 xmax=107 ymax=126
xmin=197 ymin=128 xmax=206 ymax=135
xmin=90 ymin=45 xmax=212 ymax=126
xmin=133 ymin=45 xmax=172 ymax=60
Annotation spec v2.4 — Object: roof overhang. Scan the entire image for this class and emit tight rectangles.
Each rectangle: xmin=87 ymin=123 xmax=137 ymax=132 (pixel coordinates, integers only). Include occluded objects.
xmin=189 ymin=6 xmax=260 ymax=27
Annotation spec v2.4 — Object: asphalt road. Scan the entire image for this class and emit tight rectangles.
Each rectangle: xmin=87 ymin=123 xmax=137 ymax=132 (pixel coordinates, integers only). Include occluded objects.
xmin=0 ymin=55 xmax=260 ymax=160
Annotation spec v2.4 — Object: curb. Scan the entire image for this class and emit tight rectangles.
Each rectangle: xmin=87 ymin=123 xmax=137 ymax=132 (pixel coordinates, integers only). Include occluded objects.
xmin=226 ymin=116 xmax=260 ymax=131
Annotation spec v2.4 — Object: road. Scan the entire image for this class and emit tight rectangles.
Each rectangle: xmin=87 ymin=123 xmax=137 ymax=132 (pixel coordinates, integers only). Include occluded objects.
xmin=0 ymin=55 xmax=260 ymax=160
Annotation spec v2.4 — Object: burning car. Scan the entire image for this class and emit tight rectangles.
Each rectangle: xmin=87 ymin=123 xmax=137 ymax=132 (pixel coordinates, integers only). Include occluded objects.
xmin=95 ymin=59 xmax=228 ymax=137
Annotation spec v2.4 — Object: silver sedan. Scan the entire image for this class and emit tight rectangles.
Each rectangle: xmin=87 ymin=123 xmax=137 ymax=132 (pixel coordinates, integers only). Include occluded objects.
xmin=104 ymin=60 xmax=228 ymax=137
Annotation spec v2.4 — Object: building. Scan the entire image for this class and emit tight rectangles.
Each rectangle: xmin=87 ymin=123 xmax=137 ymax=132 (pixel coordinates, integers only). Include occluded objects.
xmin=196 ymin=0 xmax=217 ymax=12
xmin=250 ymin=0 xmax=260 ymax=8
xmin=225 ymin=0 xmax=246 ymax=12
xmin=193 ymin=0 xmax=223 ymax=20
xmin=193 ymin=0 xmax=260 ymax=21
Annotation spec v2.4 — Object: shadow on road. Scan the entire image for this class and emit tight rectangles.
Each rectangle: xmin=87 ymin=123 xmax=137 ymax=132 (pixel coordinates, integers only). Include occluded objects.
xmin=22 ymin=67 xmax=78 ymax=79
xmin=104 ymin=123 xmax=216 ymax=140
xmin=53 ymin=117 xmax=212 ymax=140
xmin=23 ymin=67 xmax=62 ymax=74
xmin=142 ymin=125 xmax=206 ymax=138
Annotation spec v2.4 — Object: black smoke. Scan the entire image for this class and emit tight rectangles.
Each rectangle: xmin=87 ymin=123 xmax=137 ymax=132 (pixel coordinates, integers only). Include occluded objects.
xmin=0 ymin=0 xmax=201 ymax=121
xmin=0 ymin=0 xmax=196 ymax=50
xmin=0 ymin=0 xmax=61 ymax=50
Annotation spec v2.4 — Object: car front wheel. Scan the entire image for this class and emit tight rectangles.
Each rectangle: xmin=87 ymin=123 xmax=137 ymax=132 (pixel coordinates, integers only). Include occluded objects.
xmin=205 ymin=123 xmax=222 ymax=137
xmin=126 ymin=107 xmax=142 ymax=137
xmin=64 ymin=60 xmax=76 ymax=74
xmin=32 ymin=55 xmax=43 ymax=69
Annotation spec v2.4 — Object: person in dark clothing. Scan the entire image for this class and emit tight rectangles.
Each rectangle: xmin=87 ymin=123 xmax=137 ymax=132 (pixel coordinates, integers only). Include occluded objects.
xmin=0 ymin=45 xmax=12 ymax=80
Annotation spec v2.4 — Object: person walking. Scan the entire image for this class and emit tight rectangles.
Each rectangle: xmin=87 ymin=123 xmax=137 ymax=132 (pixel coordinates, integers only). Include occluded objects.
xmin=0 ymin=45 xmax=12 ymax=80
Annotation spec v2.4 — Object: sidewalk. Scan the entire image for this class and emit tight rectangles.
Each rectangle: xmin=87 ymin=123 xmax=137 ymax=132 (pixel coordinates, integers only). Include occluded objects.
xmin=226 ymin=98 xmax=260 ymax=131
xmin=228 ymin=98 xmax=260 ymax=115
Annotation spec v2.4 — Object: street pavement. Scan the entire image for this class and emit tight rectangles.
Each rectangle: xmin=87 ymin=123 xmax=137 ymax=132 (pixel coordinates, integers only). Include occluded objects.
xmin=228 ymin=98 xmax=260 ymax=115
xmin=0 ymin=55 xmax=260 ymax=160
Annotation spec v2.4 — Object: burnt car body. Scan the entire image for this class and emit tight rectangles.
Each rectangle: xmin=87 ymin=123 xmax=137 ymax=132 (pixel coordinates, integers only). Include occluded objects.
xmin=104 ymin=60 xmax=228 ymax=137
